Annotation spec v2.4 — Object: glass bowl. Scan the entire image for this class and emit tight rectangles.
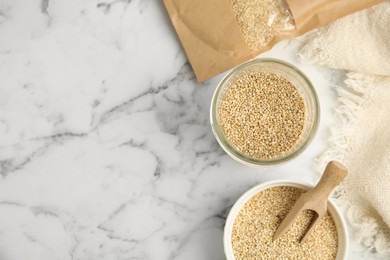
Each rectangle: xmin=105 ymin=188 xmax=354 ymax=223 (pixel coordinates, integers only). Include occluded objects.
xmin=210 ymin=58 xmax=320 ymax=167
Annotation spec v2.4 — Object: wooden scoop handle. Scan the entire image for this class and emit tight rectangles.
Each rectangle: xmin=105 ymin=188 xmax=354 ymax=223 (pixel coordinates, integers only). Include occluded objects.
xmin=306 ymin=161 xmax=348 ymax=203
xmin=299 ymin=161 xmax=347 ymax=243
xmin=273 ymin=161 xmax=348 ymax=243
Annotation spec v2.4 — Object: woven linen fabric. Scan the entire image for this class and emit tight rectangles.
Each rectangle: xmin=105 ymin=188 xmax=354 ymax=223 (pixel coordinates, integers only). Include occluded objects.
xmin=298 ymin=2 xmax=390 ymax=256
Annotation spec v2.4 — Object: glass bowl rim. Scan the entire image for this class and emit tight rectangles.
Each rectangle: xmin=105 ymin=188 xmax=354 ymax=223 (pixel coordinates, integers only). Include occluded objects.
xmin=210 ymin=58 xmax=320 ymax=167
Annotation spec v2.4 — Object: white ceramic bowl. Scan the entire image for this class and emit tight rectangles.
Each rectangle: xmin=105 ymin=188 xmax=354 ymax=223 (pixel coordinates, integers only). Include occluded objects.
xmin=224 ymin=180 xmax=348 ymax=260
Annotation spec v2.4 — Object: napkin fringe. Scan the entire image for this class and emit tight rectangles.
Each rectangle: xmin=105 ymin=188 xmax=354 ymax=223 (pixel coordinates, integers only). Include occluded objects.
xmin=313 ymin=72 xmax=390 ymax=256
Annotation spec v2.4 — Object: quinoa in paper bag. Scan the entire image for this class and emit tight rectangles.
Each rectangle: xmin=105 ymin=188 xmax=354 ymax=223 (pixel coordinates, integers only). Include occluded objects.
xmin=163 ymin=0 xmax=385 ymax=82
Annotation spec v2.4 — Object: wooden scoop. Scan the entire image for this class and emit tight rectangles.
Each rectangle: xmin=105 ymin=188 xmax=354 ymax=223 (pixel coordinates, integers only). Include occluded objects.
xmin=273 ymin=161 xmax=348 ymax=243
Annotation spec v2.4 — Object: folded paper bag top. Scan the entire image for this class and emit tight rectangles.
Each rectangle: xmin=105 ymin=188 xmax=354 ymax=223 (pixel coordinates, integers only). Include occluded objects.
xmin=163 ymin=0 xmax=385 ymax=82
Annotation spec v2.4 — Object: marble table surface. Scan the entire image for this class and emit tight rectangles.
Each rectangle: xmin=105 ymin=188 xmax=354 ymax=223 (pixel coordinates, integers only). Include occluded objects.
xmin=0 ymin=0 xmax=383 ymax=259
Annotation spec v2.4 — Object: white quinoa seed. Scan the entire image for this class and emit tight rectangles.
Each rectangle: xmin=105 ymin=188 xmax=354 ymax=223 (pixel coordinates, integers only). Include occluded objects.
xmin=219 ymin=71 xmax=305 ymax=159
xmin=230 ymin=0 xmax=296 ymax=50
xmin=232 ymin=186 xmax=338 ymax=260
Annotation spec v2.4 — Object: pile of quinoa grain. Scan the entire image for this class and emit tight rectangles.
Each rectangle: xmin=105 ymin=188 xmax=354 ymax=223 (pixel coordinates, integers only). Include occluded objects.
xmin=219 ymin=71 xmax=305 ymax=160
xmin=232 ymin=186 xmax=338 ymax=260
xmin=230 ymin=0 xmax=296 ymax=51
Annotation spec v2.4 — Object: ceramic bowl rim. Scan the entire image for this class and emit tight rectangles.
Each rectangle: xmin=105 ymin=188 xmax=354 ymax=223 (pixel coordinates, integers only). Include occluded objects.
xmin=223 ymin=180 xmax=348 ymax=260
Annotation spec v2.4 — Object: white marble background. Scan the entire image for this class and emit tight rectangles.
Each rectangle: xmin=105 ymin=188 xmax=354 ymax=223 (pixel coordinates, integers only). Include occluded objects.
xmin=0 ymin=0 xmax=383 ymax=259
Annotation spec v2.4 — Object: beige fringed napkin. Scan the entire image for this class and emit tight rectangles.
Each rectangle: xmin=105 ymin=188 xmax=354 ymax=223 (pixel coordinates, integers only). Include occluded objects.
xmin=299 ymin=2 xmax=390 ymax=256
